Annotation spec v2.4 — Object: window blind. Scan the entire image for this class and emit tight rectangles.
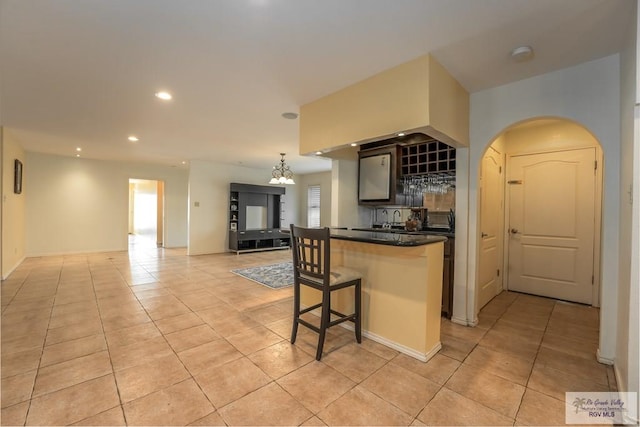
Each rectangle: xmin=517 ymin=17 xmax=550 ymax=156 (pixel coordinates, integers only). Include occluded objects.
xmin=307 ymin=185 xmax=321 ymax=228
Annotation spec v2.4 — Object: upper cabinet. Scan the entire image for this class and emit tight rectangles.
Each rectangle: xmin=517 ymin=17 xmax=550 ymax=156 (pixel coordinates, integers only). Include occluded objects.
xmin=358 ymin=133 xmax=456 ymax=207
xmin=358 ymin=145 xmax=401 ymax=205
xmin=299 ymin=54 xmax=469 ymax=157
xmin=401 ymin=140 xmax=456 ymax=175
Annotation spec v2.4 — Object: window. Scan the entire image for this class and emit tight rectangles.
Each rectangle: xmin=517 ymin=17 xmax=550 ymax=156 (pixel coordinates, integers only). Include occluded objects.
xmin=307 ymin=185 xmax=321 ymax=228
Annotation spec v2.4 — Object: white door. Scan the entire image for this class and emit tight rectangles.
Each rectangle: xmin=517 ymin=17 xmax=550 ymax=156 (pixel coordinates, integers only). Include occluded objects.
xmin=478 ymin=147 xmax=504 ymax=309
xmin=507 ymin=148 xmax=596 ymax=304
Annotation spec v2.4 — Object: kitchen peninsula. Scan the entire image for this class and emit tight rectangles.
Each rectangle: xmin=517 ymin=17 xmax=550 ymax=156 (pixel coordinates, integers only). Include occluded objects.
xmin=302 ymin=229 xmax=446 ymax=362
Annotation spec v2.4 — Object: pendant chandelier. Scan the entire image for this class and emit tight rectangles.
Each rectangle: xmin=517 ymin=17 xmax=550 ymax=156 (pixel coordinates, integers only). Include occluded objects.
xmin=269 ymin=153 xmax=295 ymax=185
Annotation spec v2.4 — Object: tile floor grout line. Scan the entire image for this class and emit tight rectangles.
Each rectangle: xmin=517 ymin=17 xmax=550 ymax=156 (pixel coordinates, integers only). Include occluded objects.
xmin=441 ymin=293 xmax=531 ymax=424
xmin=0 ymin=265 xmax=31 ymax=315
xmin=20 ymin=260 xmax=63 ymax=426
xmin=123 ymin=291 xmax=206 ymax=419
xmin=509 ymin=294 xmax=555 ymax=425
xmin=131 ymin=262 xmax=252 ymax=424
xmin=92 ymin=255 xmax=131 ymax=426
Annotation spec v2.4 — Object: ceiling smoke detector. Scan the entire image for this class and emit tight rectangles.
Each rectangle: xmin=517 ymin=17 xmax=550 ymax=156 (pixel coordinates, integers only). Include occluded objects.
xmin=510 ymin=45 xmax=534 ymax=62
xmin=281 ymin=112 xmax=298 ymax=120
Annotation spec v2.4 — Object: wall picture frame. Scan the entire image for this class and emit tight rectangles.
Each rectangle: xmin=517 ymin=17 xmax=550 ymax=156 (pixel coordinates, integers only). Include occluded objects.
xmin=14 ymin=159 xmax=23 ymax=194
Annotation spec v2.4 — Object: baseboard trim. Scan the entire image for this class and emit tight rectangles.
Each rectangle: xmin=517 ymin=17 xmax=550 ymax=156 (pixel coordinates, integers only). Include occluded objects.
xmin=339 ymin=321 xmax=441 ymax=363
xmin=26 ymin=248 xmax=126 ymax=258
xmin=596 ymin=348 xmax=615 ymax=365
xmin=612 ymin=364 xmax=639 ymax=425
xmin=1 ymin=256 xmax=25 ymax=280
xmin=451 ymin=315 xmax=477 ymax=327
xmin=302 ymin=304 xmax=440 ymax=362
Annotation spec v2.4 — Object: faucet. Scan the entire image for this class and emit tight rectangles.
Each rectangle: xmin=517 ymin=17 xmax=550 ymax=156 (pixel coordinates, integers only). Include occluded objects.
xmin=380 ymin=209 xmax=388 ymax=227
xmin=393 ymin=209 xmax=401 ymax=225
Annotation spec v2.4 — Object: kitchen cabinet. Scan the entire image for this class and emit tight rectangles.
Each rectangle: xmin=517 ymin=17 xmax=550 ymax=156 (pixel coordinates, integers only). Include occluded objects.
xmin=358 ymin=134 xmax=456 ymax=207
xmin=359 ymin=153 xmax=391 ymax=200
xmin=401 ymin=140 xmax=456 ymax=175
xmin=442 ymin=237 xmax=455 ymax=319
xmin=358 ymin=145 xmax=402 ymax=206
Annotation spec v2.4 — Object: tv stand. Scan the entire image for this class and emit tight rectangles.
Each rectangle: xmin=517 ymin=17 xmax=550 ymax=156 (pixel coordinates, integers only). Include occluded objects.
xmin=228 ymin=183 xmax=290 ymax=254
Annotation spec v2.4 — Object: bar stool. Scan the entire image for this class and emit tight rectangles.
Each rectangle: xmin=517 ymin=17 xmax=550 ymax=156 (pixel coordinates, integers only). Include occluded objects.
xmin=289 ymin=225 xmax=362 ymax=360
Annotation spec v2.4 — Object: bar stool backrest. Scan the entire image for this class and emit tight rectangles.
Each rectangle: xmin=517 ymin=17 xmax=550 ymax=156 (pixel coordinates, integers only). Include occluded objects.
xmin=290 ymin=225 xmax=330 ymax=289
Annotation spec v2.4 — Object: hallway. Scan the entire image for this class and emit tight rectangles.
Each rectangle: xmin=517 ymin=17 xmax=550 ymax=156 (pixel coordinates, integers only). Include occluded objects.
xmin=1 ymin=247 xmax=615 ymax=426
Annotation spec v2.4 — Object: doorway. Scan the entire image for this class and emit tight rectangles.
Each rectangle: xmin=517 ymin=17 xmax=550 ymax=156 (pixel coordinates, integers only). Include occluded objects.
xmin=128 ymin=179 xmax=165 ymax=249
xmin=477 ymin=118 xmax=603 ymax=309
xmin=507 ymin=148 xmax=596 ymax=304
xmin=478 ymin=146 xmax=505 ymax=309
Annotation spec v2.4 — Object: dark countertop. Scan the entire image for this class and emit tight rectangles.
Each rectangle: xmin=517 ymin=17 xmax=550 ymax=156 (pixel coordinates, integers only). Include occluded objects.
xmin=351 ymin=227 xmax=455 ymax=239
xmin=330 ymin=228 xmax=447 ymax=247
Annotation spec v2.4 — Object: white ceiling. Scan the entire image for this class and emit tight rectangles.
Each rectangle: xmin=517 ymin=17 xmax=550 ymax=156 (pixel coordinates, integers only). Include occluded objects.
xmin=0 ymin=0 xmax=634 ymax=174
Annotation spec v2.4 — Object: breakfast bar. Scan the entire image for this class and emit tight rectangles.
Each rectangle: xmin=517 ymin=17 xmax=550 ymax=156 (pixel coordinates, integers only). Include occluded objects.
xmin=301 ymin=229 xmax=446 ymax=362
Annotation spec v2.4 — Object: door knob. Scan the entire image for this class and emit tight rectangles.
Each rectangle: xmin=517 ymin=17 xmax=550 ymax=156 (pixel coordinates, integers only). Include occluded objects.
xmin=510 ymin=228 xmax=519 ymax=234
xmin=481 ymin=232 xmax=488 ymax=238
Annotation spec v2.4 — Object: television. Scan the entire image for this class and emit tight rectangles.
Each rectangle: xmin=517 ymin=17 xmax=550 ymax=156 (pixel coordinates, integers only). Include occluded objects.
xmin=246 ymin=205 xmax=268 ymax=230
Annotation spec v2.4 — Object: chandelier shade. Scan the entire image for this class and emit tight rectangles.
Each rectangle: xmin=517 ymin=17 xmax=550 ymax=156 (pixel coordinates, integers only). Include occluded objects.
xmin=269 ymin=153 xmax=295 ymax=185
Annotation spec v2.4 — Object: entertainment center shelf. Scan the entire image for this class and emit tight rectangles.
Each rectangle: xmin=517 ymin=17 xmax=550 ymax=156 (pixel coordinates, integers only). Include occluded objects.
xmin=228 ymin=183 xmax=290 ymax=254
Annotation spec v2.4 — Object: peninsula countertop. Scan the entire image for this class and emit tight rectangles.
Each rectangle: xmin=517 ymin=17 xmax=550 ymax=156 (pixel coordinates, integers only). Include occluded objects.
xmin=350 ymin=227 xmax=455 ymax=238
xmin=329 ymin=228 xmax=447 ymax=246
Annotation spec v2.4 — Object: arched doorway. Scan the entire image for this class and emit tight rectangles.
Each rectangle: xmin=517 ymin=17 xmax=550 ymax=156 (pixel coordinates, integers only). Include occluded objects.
xmin=476 ymin=117 xmax=603 ymax=310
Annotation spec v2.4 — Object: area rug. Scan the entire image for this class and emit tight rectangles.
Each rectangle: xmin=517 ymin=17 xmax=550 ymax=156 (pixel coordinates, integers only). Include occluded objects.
xmin=231 ymin=262 xmax=294 ymax=289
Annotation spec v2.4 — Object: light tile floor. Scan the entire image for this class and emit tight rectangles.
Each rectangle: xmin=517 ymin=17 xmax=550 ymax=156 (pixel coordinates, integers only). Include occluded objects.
xmin=1 ymin=243 xmax=616 ymax=426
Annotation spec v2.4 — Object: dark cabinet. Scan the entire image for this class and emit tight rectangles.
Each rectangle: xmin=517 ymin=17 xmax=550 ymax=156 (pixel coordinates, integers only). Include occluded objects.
xmin=358 ymin=145 xmax=402 ymax=206
xmin=228 ymin=183 xmax=290 ymax=253
xmin=401 ymin=140 xmax=456 ymax=175
xmin=442 ymin=237 xmax=455 ymax=319
xmin=357 ymin=134 xmax=456 ymax=207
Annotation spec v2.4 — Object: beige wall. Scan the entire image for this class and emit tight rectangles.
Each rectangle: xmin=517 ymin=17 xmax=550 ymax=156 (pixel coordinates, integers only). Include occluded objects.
xmin=25 ymin=152 xmax=188 ymax=255
xmin=9 ymin=150 xmax=305 ymax=261
xmin=427 ymin=55 xmax=470 ymax=148
xmin=503 ymin=120 xmax=599 ymax=153
xmin=300 ymin=54 xmax=469 ymax=155
xmin=300 ymin=55 xmax=431 ymax=154
xmin=187 ymin=160 xmax=301 ymax=255
xmin=1 ymin=128 xmax=26 ymax=278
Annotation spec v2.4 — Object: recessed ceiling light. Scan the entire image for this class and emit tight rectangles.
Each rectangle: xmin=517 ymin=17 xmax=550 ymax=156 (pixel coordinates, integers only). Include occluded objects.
xmin=155 ymin=91 xmax=172 ymax=100
xmin=181 ymin=161 xmax=186 ymax=165
xmin=510 ymin=45 xmax=534 ymax=62
xmin=396 ymin=132 xmax=405 ymax=137
xmin=350 ymin=143 xmax=358 ymax=147
xmin=315 ymin=151 xmax=322 ymax=155
xmin=128 ymin=136 xmax=139 ymax=142
xmin=281 ymin=112 xmax=298 ymax=120
xmin=76 ymin=154 xmax=80 ymax=158
xmin=76 ymin=147 xmax=82 ymax=152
